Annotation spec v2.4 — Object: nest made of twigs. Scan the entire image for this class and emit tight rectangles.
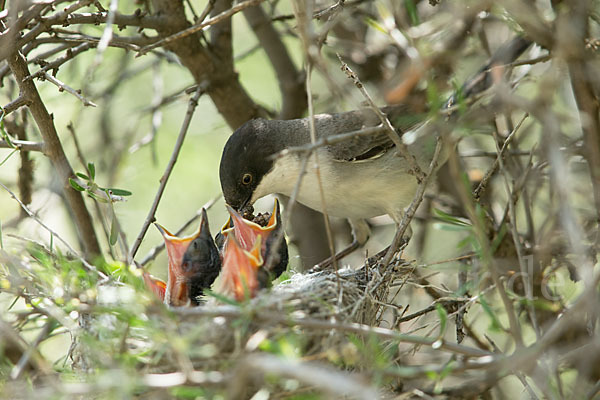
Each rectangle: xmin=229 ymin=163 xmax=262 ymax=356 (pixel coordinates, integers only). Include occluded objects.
xmin=123 ymin=257 xmax=413 ymax=375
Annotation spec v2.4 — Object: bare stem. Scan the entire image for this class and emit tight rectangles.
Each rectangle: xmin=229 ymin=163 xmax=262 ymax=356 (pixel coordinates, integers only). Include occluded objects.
xmin=129 ymin=86 xmax=204 ymax=263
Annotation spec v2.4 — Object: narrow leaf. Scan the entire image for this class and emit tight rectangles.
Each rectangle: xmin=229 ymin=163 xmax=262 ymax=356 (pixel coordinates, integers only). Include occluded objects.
xmin=435 ymin=303 xmax=448 ymax=339
xmin=107 ymin=188 xmax=132 ymax=196
xmin=87 ymin=162 xmax=95 ymax=181
xmin=69 ymin=178 xmax=86 ymax=191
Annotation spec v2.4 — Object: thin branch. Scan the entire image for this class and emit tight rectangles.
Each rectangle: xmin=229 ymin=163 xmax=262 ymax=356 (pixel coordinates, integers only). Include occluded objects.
xmin=2 ymin=96 xmax=30 ymax=115
xmin=42 ymin=72 xmax=97 ymax=107
xmin=24 ymin=42 xmax=95 ymax=82
xmin=129 ymin=85 xmax=205 ymax=262
xmin=275 ymin=125 xmax=386 ymax=159
xmin=337 ymin=55 xmax=426 ymax=181
xmin=382 ymin=136 xmax=444 ymax=265
xmin=0 ymin=139 xmax=45 ymax=153
xmin=174 ymin=305 xmax=492 ymax=358
xmin=6 ymin=49 xmax=101 ymax=259
xmin=10 ymin=320 xmax=52 ymax=380
xmin=473 ymin=113 xmax=528 ymax=199
xmin=292 ymin=0 xmax=339 ymax=273
xmin=137 ymin=0 xmax=265 ymax=56
xmin=7 ymin=0 xmax=96 ymax=59
xmin=447 ymin=145 xmax=524 ymax=348
xmin=232 ymin=354 xmax=378 ymax=400
xmin=63 ymin=11 xmax=165 ymax=30
xmin=0 ymin=182 xmax=106 ymax=278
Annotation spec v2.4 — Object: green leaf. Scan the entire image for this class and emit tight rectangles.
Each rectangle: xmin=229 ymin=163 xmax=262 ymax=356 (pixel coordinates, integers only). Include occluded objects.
xmin=480 ymin=297 xmax=503 ymax=332
xmin=69 ymin=178 xmax=86 ymax=191
xmin=404 ymin=0 xmax=419 ymax=25
xmin=435 ymin=303 xmax=448 ymax=339
xmin=109 ymin=213 xmax=118 ymax=246
xmin=76 ymin=172 xmax=89 ymax=180
xmin=433 ymin=208 xmax=471 ymax=227
xmin=107 ymin=188 xmax=132 ymax=196
xmin=87 ymin=162 xmax=95 ymax=181
xmin=364 ymin=17 xmax=387 ymax=34
xmin=88 ymin=162 xmax=96 ymax=180
xmin=0 ymin=148 xmax=18 ymax=166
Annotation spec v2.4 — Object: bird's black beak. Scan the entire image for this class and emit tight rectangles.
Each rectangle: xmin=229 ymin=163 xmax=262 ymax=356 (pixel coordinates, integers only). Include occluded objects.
xmin=238 ymin=196 xmax=254 ymax=219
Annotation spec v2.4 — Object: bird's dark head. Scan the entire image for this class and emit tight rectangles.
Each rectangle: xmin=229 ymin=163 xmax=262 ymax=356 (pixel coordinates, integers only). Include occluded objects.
xmin=155 ymin=208 xmax=220 ymax=306
xmin=219 ymin=118 xmax=280 ymax=212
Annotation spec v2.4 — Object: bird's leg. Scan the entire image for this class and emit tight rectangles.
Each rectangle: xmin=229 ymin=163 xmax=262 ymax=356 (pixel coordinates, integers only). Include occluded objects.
xmin=313 ymin=219 xmax=370 ymax=270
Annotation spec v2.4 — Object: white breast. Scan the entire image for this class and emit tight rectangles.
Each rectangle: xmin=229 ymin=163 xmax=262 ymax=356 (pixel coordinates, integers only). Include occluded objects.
xmin=251 ymin=148 xmax=420 ymax=222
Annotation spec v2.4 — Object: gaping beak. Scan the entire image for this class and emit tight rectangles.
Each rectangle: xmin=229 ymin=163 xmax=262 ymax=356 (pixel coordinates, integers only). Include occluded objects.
xmin=222 ymin=198 xmax=280 ymax=254
xmin=218 ymin=234 xmax=263 ymax=301
xmin=143 ymin=272 xmax=166 ymax=301
xmin=155 ymin=208 xmax=213 ymax=306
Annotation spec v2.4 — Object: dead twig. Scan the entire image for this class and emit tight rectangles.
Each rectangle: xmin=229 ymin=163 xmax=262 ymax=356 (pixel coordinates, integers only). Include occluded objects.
xmin=42 ymin=72 xmax=97 ymax=107
xmin=129 ymin=85 xmax=205 ymax=263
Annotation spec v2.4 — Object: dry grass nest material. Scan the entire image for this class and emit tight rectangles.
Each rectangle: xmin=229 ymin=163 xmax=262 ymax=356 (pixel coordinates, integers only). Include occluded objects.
xmin=140 ymin=258 xmax=414 ymax=373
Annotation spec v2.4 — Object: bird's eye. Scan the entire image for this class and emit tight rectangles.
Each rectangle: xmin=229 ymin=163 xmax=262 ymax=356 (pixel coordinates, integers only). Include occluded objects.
xmin=242 ymin=173 xmax=253 ymax=185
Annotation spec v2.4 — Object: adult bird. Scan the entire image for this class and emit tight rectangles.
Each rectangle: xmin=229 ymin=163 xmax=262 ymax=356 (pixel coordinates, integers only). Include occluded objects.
xmin=152 ymin=208 xmax=221 ymax=306
xmin=219 ymin=36 xmax=532 ymax=265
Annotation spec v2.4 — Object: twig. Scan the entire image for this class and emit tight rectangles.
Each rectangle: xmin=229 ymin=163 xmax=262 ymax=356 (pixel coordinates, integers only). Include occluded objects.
xmin=473 ymin=113 xmax=528 ymax=199
xmin=447 ymin=145 xmax=524 ymax=348
xmin=7 ymin=49 xmax=101 ymax=259
xmin=0 ymin=317 xmax=52 ymax=377
xmin=275 ymin=124 xmax=386 ymax=159
xmin=295 ymin=3 xmax=340 ymax=273
xmin=142 ymin=370 xmax=225 ymax=387
xmin=42 ymin=72 xmax=97 ymax=107
xmin=61 ymin=11 xmax=164 ymax=30
xmin=129 ymin=85 xmax=205 ymax=263
xmin=10 ymin=320 xmax=52 ymax=380
xmin=0 ymin=139 xmax=45 ymax=152
xmin=12 ymin=0 xmax=96 ymax=55
xmin=137 ymin=0 xmax=265 ymax=56
xmin=271 ymin=0 xmax=368 ymax=22
xmin=232 ymin=353 xmax=378 ymax=400
xmin=337 ymin=55 xmax=425 ymax=181
xmin=90 ymin=0 xmax=118 ymax=68
xmin=492 ymin=121 xmax=540 ymax=338
xmin=382 ymin=136 xmax=444 ymax=265
xmin=2 ymin=96 xmax=30 ymax=115
xmin=175 ymin=305 xmax=491 ymax=358
xmin=0 ymin=182 xmax=106 ymax=279
xmin=24 ymin=42 xmax=95 ymax=82
xmin=67 ymin=123 xmax=116 ymax=260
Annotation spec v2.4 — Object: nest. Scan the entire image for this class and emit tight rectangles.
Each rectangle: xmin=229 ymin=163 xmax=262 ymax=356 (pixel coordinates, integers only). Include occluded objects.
xmin=126 ymin=258 xmax=413 ymax=376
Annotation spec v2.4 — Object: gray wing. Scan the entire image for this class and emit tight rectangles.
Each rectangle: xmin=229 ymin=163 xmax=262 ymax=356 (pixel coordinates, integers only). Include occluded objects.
xmin=266 ymin=104 xmax=424 ymax=161
xmin=313 ymin=105 xmax=424 ymax=161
